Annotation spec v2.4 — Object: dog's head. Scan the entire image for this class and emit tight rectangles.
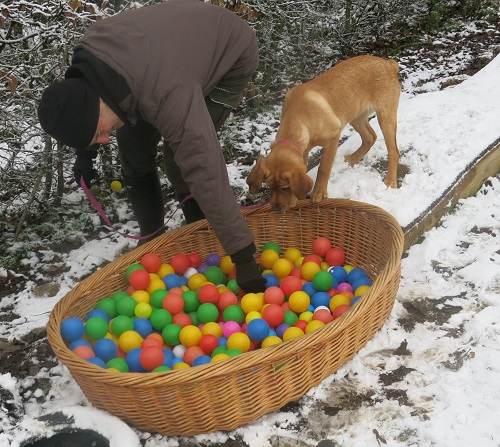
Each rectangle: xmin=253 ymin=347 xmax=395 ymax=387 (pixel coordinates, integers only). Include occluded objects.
xmin=246 ymin=150 xmax=314 ymax=211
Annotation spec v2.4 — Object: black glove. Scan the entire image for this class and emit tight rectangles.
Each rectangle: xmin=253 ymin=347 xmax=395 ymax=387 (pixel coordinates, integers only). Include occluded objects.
xmin=73 ymin=147 xmax=98 ymax=187
xmin=231 ymin=242 xmax=266 ymax=294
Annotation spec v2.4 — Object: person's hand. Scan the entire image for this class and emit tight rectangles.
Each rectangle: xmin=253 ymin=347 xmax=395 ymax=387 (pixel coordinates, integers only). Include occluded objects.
xmin=231 ymin=243 xmax=266 ymax=294
xmin=73 ymin=147 xmax=98 ymax=187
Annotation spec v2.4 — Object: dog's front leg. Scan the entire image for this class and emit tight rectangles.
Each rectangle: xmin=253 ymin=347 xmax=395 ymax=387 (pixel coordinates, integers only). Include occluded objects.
xmin=310 ymin=139 xmax=339 ymax=203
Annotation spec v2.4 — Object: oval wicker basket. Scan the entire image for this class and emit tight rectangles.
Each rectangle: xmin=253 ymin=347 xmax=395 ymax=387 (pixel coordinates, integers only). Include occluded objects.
xmin=47 ymin=199 xmax=404 ymax=436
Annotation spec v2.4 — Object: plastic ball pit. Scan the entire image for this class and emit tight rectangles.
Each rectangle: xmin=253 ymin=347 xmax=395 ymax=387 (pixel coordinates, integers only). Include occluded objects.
xmin=47 ymin=199 xmax=403 ymax=436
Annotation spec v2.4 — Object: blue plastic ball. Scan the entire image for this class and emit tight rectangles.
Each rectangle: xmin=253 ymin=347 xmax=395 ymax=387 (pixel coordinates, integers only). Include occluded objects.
xmin=192 ymin=355 xmax=212 ymax=366
xmin=329 ymin=266 xmax=348 ymax=284
xmin=351 ymin=296 xmax=361 ymax=306
xmin=247 ymin=318 xmax=270 ymax=342
xmin=126 ymin=348 xmax=146 ymax=372
xmin=347 ymin=268 xmax=368 ymax=284
xmin=163 ymin=273 xmax=182 ymax=289
xmin=263 ymin=273 xmax=279 ymax=288
xmin=61 ymin=317 xmax=85 ymax=342
xmin=134 ymin=318 xmax=153 ymax=339
xmin=351 ymin=277 xmax=373 ymax=291
xmin=178 ymin=275 xmax=188 ymax=287
xmin=217 ymin=336 xmax=228 ymax=347
xmin=197 ymin=263 xmax=208 ymax=274
xmin=87 ymin=357 xmax=106 ymax=368
xmin=93 ymin=338 xmax=118 ymax=363
xmin=302 ymin=282 xmax=318 ymax=297
xmin=311 ymin=291 xmax=331 ymax=309
xmin=162 ymin=348 xmax=175 ymax=368
xmin=86 ymin=309 xmax=109 ymax=321
xmin=68 ymin=339 xmax=92 ymax=350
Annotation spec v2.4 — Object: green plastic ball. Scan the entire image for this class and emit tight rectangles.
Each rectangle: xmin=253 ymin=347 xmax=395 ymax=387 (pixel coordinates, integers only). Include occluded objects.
xmin=211 ymin=346 xmax=228 ymax=357
xmin=227 ymin=279 xmax=240 ymax=295
xmin=96 ymin=298 xmax=117 ymax=319
xmin=150 ymin=308 xmax=172 ymax=331
xmin=223 ymin=305 xmax=245 ymax=324
xmin=151 ymin=289 xmax=169 ymax=308
xmin=197 ymin=303 xmax=219 ymax=324
xmin=204 ymin=266 xmax=226 ymax=285
xmin=106 ymin=357 xmax=129 ymax=372
xmin=182 ymin=290 xmax=200 ymax=313
xmin=162 ymin=323 xmax=182 ymax=346
xmin=188 ymin=311 xmax=200 ymax=327
xmin=312 ymin=270 xmax=334 ymax=292
xmin=85 ymin=317 xmax=109 ymax=340
xmin=152 ymin=365 xmax=171 ymax=372
xmin=226 ymin=348 xmax=243 ymax=357
xmin=111 ymin=290 xmax=131 ymax=302
xmin=110 ymin=315 xmax=134 ymax=337
xmin=283 ymin=311 xmax=299 ymax=326
xmin=116 ymin=295 xmax=137 ymax=317
xmin=262 ymin=241 xmax=281 ymax=254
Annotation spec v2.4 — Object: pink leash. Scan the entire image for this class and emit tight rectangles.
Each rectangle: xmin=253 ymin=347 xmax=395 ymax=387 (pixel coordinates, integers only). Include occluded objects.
xmin=80 ymin=177 xmax=268 ymax=241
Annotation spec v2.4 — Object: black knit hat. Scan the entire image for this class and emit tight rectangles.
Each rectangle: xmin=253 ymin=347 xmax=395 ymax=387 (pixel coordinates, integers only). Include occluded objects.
xmin=38 ymin=78 xmax=100 ymax=149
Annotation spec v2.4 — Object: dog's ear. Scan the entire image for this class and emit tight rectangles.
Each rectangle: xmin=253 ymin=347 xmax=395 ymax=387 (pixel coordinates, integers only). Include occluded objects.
xmin=287 ymin=171 xmax=314 ymax=200
xmin=247 ymin=158 xmax=269 ymax=194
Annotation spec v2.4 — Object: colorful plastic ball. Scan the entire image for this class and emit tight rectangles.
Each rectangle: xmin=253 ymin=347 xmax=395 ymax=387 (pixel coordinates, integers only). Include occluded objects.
xmin=312 ymin=309 xmax=334 ymax=324
xmin=197 ymin=303 xmax=219 ymax=323
xmin=333 ymin=304 xmax=351 ymax=319
xmin=125 ymin=263 xmax=145 ymax=280
xmin=222 ymin=321 xmax=241 ymax=338
xmin=133 ymin=318 xmax=153 ymax=339
xmin=134 ymin=302 xmax=152 ymax=319
xmin=160 ymin=323 xmax=181 ymax=347
xmin=201 ymin=321 xmax=223 ymax=338
xmin=283 ymin=311 xmax=299 ymax=327
xmin=187 ymin=252 xmax=202 ymax=268
xmin=172 ymin=312 xmax=192 ymax=328
xmin=227 ymin=332 xmax=251 ymax=352
xmin=125 ymin=348 xmax=146 ymax=372
xmin=219 ymin=256 xmax=235 ymax=275
xmin=288 ymin=291 xmax=311 ymax=313
xmin=247 ymin=318 xmax=270 ymax=342
xmin=272 ymin=258 xmax=293 ymax=279
xmin=150 ymin=289 xmax=168 ymax=309
xmin=240 ymin=293 xmax=264 ymax=314
xmin=183 ymin=345 xmax=205 ymax=365
xmin=157 ymin=263 xmax=175 ymax=278
xmin=261 ymin=335 xmax=283 ymax=348
xmin=197 ymin=283 xmax=219 ymax=305
xmin=283 ymin=326 xmax=305 ymax=341
xmin=325 ymin=247 xmax=346 ymax=266
xmin=293 ymin=319 xmax=308 ymax=332
xmin=329 ymin=294 xmax=351 ymax=311
xmin=262 ymin=303 xmax=285 ymax=327
xmin=110 ymin=180 xmax=122 ymax=192
xmin=192 ymin=355 xmax=212 ymax=367
xmin=204 ymin=266 xmax=226 ymax=285
xmin=279 ymin=276 xmax=303 ymax=297
xmin=161 ymin=292 xmax=184 ymax=315
xmin=311 ymin=291 xmax=331 ymax=309
xmin=93 ymin=338 xmax=118 ymax=362
xmin=329 ymin=266 xmax=348 ymax=284
xmin=217 ymin=290 xmax=238 ymax=311
xmin=275 ymin=323 xmax=290 ymax=338
xmin=163 ymin=273 xmax=182 ymax=290
xmin=337 ymin=282 xmax=353 ymax=294
xmin=68 ymin=339 xmax=92 ymax=350
xmin=212 ymin=345 xmax=228 ymax=357
xmin=61 ymin=317 xmax=85 ymax=342
xmin=305 ymin=320 xmax=326 ymax=333
xmin=106 ymin=357 xmax=129 ymax=372
xmin=179 ymin=324 xmax=203 ymax=347
xmin=312 ymin=270 xmax=334 ymax=292
xmin=85 ymin=317 xmax=109 ymax=341
xmin=312 ymin=237 xmax=332 ymax=257
xmin=72 ymin=345 xmax=95 ymax=360
xmin=149 ymin=308 xmax=173 ymax=331
xmin=263 ymin=273 xmax=280 ymax=288
xmin=284 ymin=247 xmax=302 ymax=264
xmin=301 ymin=261 xmax=321 ymax=281
xmin=141 ymin=252 xmax=162 ymax=273
xmin=96 ymin=298 xmax=117 ymax=319
xmin=118 ymin=330 xmax=144 ymax=353
xmin=139 ymin=346 xmax=164 ymax=371
xmin=211 ymin=353 xmax=231 ymax=362
xmin=170 ymin=254 xmax=190 ymax=275
xmin=87 ymin=357 xmax=106 ymax=368
xmin=199 ymin=334 xmax=219 ymax=354
xmin=183 ymin=267 xmax=198 ymax=280
xmin=340 ymin=291 xmax=354 ymax=301
xmin=129 ymin=268 xmax=151 ymax=290
xmin=205 ymin=253 xmax=221 ymax=267
xmin=223 ymin=305 xmax=245 ymax=324
xmin=260 ymin=249 xmax=280 ymax=269
xmin=114 ymin=295 xmax=136 ymax=317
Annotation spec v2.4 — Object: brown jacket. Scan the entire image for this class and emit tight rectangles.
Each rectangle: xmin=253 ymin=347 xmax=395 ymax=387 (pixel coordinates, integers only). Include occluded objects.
xmin=72 ymin=0 xmax=259 ymax=255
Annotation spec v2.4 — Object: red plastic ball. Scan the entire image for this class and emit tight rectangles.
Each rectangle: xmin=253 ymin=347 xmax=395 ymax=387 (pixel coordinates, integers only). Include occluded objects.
xmin=302 ymin=254 xmax=322 ymax=266
xmin=325 ymin=247 xmax=346 ymax=267
xmin=183 ymin=346 xmax=204 ymax=366
xmin=199 ymin=334 xmax=219 ymax=354
xmin=162 ymin=292 xmax=185 ymax=315
xmin=217 ymin=290 xmax=238 ymax=311
xmin=333 ymin=304 xmax=351 ymax=319
xmin=312 ymin=309 xmax=334 ymax=324
xmin=139 ymin=346 xmax=164 ymax=371
xmin=173 ymin=313 xmax=192 ymax=327
xmin=72 ymin=346 xmax=95 ymax=359
xmin=312 ymin=237 xmax=332 ymax=257
xmin=280 ymin=276 xmax=303 ymax=297
xmin=187 ymin=252 xmax=202 ymax=268
xmin=140 ymin=252 xmax=162 ymax=273
xmin=170 ymin=253 xmax=190 ymax=275
xmin=293 ymin=319 xmax=308 ymax=331
xmin=262 ymin=303 xmax=285 ymax=327
xmin=264 ymin=286 xmax=285 ymax=305
xmin=129 ymin=269 xmax=150 ymax=290
xmin=198 ymin=284 xmax=219 ymax=304
xmin=290 ymin=267 xmax=303 ymax=278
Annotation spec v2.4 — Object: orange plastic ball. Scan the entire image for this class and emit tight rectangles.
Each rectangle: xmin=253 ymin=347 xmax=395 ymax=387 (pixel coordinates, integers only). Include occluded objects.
xmin=217 ymin=290 xmax=239 ymax=311
xmin=172 ymin=313 xmax=192 ymax=328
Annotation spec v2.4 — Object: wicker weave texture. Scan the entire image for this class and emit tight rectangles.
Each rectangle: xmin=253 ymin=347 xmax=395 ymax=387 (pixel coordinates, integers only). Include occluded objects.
xmin=47 ymin=199 xmax=404 ymax=436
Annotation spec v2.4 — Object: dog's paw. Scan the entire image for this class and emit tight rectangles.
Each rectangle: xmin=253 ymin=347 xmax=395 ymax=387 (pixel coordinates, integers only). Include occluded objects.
xmin=310 ymin=188 xmax=328 ymax=203
xmin=344 ymin=153 xmax=359 ymax=166
xmin=383 ymin=176 xmax=398 ymax=188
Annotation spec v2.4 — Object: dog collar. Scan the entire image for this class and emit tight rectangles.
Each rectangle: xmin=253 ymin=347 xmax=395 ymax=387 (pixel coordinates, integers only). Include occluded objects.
xmin=276 ymin=139 xmax=303 ymax=156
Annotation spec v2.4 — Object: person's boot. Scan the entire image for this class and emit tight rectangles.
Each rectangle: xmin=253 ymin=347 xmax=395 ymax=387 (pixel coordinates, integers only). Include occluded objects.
xmin=178 ymin=193 xmax=205 ymax=224
xmin=123 ymin=172 xmax=166 ymax=245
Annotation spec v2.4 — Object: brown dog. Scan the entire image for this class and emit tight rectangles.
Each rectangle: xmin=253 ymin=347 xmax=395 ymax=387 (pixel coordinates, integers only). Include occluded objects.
xmin=247 ymin=55 xmax=401 ymax=211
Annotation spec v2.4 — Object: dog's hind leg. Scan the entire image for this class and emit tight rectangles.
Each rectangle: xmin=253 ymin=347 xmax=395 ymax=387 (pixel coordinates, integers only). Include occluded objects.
xmin=377 ymin=107 xmax=399 ymax=188
xmin=344 ymin=113 xmax=377 ymax=167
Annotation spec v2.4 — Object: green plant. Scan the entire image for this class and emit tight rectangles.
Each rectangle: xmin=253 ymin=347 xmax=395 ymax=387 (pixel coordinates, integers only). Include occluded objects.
xmin=0 ymin=243 xmax=31 ymax=271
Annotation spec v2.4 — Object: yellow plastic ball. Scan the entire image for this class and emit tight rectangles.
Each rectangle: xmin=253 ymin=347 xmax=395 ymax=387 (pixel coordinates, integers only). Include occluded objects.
xmin=294 ymin=256 xmax=305 ymax=268
xmin=110 ymin=180 xmax=122 ymax=191
xmin=284 ymin=247 xmax=302 ymax=264
xmin=299 ymin=311 xmax=314 ymax=322
xmin=220 ymin=255 xmax=235 ymax=275
xmin=245 ymin=310 xmax=262 ymax=324
xmin=217 ymin=285 xmax=230 ymax=293
xmin=157 ymin=263 xmax=175 ymax=278
xmin=146 ymin=278 xmax=166 ymax=295
xmin=134 ymin=302 xmax=152 ymax=319
xmin=118 ymin=330 xmax=144 ymax=353
xmin=261 ymin=335 xmax=283 ymax=348
xmin=320 ymin=261 xmax=330 ymax=271
xmin=201 ymin=321 xmax=223 ymax=338
xmin=240 ymin=293 xmax=264 ymax=314
xmin=329 ymin=294 xmax=351 ymax=311
xmin=301 ymin=261 xmax=321 ymax=281
xmin=173 ymin=362 xmax=191 ymax=370
xmin=305 ymin=320 xmax=326 ymax=333
xmin=211 ymin=353 xmax=231 ymax=362
xmin=354 ymin=285 xmax=370 ymax=296
xmin=179 ymin=324 xmax=202 ymax=347
xmin=188 ymin=273 xmax=208 ymax=291
xmin=131 ymin=289 xmax=150 ymax=304
xmin=288 ymin=291 xmax=311 ymax=313
xmin=282 ymin=326 xmax=305 ymax=341
xmin=227 ymin=332 xmax=251 ymax=352
xmin=260 ymin=249 xmax=280 ymax=269
xmin=272 ymin=258 xmax=293 ymax=279
xmin=343 ymin=264 xmax=355 ymax=273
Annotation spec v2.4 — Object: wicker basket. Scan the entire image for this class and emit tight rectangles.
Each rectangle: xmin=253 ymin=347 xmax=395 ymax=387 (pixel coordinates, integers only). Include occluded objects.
xmin=47 ymin=198 xmax=404 ymax=436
